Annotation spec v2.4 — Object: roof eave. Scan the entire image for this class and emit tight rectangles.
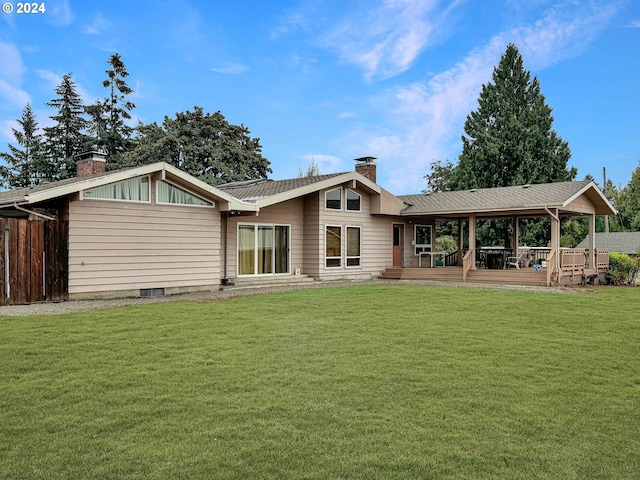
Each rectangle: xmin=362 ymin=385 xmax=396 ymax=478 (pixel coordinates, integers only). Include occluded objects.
xmin=255 ymin=171 xmax=381 ymax=208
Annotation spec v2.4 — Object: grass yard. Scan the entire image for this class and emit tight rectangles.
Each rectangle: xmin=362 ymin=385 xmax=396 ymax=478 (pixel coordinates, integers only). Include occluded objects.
xmin=1 ymin=285 xmax=639 ymax=479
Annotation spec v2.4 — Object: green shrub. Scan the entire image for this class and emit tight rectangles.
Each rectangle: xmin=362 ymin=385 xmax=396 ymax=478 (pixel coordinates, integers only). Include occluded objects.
xmin=435 ymin=235 xmax=458 ymax=254
xmin=606 ymin=252 xmax=640 ymax=285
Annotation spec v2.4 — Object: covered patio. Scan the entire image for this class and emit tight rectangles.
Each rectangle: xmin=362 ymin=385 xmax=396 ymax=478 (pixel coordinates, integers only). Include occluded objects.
xmin=382 ymin=180 xmax=617 ymax=287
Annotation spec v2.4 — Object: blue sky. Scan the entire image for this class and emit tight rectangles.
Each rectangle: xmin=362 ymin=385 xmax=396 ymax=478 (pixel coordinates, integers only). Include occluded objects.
xmin=1 ymin=0 xmax=639 ymax=194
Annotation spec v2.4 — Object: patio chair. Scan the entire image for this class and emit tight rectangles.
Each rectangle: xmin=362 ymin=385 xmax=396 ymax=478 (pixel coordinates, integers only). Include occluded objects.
xmin=506 ymin=248 xmax=530 ymax=270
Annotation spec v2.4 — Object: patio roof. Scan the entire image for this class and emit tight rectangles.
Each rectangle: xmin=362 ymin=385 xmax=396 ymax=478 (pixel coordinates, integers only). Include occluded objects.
xmin=399 ymin=180 xmax=616 ymax=217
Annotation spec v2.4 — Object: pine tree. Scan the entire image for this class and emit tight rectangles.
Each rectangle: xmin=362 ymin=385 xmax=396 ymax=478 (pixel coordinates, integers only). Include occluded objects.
xmin=44 ymin=73 xmax=88 ymax=180
xmin=0 ymin=104 xmax=46 ymax=188
xmin=87 ymin=53 xmax=135 ymax=168
xmin=453 ymin=43 xmax=575 ymax=189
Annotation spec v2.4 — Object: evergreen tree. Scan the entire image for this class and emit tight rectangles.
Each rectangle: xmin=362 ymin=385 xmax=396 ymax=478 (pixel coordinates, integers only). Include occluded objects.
xmin=124 ymin=106 xmax=271 ymax=185
xmin=0 ymin=104 xmax=46 ymax=188
xmin=87 ymin=53 xmax=135 ymax=168
xmin=435 ymin=43 xmax=576 ymax=190
xmin=43 ymin=73 xmax=88 ymax=180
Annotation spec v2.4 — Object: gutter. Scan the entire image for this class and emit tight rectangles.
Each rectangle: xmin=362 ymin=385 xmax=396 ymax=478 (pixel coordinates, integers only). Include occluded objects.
xmin=13 ymin=203 xmax=56 ymax=221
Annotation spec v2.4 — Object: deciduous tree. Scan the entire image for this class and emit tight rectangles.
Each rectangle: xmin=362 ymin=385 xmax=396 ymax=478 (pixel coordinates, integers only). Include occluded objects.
xmin=124 ymin=106 xmax=271 ymax=185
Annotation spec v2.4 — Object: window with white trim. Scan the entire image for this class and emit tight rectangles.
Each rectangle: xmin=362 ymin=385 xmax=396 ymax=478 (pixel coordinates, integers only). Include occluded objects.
xmin=238 ymin=224 xmax=290 ymax=276
xmin=325 ymin=188 xmax=341 ymax=210
xmin=346 ymin=189 xmax=361 ymax=211
xmin=157 ymin=180 xmax=213 ymax=206
xmin=414 ymin=225 xmax=432 ymax=255
xmin=346 ymin=226 xmax=361 ymax=266
xmin=84 ymin=176 xmax=150 ymax=202
xmin=325 ymin=226 xmax=342 ymax=267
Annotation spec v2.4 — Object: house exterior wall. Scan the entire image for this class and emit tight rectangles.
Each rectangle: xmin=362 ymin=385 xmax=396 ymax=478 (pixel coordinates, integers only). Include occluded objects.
xmin=68 ymin=198 xmax=221 ymax=298
xmin=565 ymin=196 xmax=596 ymax=214
xmin=225 ymin=197 xmax=305 ymax=279
xmin=314 ymin=185 xmax=398 ymax=279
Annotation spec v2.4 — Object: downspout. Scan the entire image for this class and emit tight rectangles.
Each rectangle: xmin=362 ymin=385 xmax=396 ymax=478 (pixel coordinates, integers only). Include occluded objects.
xmin=13 ymin=203 xmax=56 ymax=221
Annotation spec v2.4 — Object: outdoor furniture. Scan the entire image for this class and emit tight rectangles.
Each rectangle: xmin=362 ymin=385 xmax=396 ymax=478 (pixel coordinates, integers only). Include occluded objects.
xmin=419 ymin=251 xmax=446 ymax=268
xmin=506 ymin=248 xmax=530 ymax=269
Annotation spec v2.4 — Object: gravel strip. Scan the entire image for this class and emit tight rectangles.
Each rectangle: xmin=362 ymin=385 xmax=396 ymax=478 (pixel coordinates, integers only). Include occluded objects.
xmin=0 ymin=278 xmax=583 ymax=317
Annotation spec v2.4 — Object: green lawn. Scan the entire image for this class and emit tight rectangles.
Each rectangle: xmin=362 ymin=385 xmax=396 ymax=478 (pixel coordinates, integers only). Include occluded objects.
xmin=1 ymin=285 xmax=639 ymax=479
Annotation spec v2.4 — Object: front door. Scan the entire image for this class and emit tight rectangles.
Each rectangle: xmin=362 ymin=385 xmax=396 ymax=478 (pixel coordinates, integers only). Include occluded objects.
xmin=392 ymin=224 xmax=404 ymax=267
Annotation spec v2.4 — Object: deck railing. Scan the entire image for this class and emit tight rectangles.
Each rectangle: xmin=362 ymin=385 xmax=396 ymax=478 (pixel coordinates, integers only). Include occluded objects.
xmin=546 ymin=249 xmax=556 ymax=287
xmin=462 ymin=248 xmax=474 ymax=282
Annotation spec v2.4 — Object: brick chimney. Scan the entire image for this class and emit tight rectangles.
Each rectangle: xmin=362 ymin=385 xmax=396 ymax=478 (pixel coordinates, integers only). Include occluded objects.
xmin=354 ymin=156 xmax=377 ymax=183
xmin=76 ymin=151 xmax=107 ymax=177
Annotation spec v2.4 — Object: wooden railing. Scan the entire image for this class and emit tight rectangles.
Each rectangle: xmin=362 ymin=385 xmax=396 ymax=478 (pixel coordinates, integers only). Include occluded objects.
xmin=595 ymin=249 xmax=610 ymax=271
xmin=546 ymin=249 xmax=556 ymax=287
xmin=462 ymin=248 xmax=474 ymax=282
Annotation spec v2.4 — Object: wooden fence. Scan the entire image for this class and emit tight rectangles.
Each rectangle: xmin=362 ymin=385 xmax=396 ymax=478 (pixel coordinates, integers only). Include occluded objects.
xmin=0 ymin=218 xmax=68 ymax=305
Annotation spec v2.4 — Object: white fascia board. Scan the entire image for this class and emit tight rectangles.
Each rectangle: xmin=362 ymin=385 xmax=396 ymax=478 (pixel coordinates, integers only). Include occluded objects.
xmin=563 ymin=181 xmax=617 ymax=215
xmin=255 ymin=171 xmax=381 ymax=209
xmin=24 ymin=163 xmax=166 ymax=205
xmin=401 ymin=204 xmax=566 ymax=217
xmin=23 ymin=162 xmax=257 ymax=212
xmin=162 ymin=164 xmax=257 ymax=211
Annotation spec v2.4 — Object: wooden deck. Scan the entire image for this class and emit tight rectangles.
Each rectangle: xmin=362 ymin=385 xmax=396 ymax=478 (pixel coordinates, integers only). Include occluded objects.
xmin=379 ymin=266 xmax=549 ymax=287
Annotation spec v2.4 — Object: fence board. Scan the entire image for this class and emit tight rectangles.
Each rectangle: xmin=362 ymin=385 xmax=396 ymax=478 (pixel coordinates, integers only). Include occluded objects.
xmin=30 ymin=221 xmax=45 ymax=302
xmin=1 ymin=218 xmax=68 ymax=305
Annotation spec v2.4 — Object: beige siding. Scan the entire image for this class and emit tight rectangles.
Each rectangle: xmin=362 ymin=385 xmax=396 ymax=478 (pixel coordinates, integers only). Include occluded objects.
xmin=315 ymin=185 xmax=400 ymax=279
xmin=303 ymin=193 xmax=321 ymax=276
xmin=566 ymin=195 xmax=596 ymax=214
xmin=69 ymin=199 xmax=221 ymax=294
xmin=226 ymin=198 xmax=305 ymax=279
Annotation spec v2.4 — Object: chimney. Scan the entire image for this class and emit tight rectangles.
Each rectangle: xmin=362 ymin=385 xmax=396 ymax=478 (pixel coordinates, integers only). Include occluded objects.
xmin=76 ymin=151 xmax=107 ymax=177
xmin=354 ymin=156 xmax=377 ymax=183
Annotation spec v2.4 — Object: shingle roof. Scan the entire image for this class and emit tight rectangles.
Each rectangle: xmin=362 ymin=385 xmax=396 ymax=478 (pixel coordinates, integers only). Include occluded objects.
xmin=399 ymin=180 xmax=596 ymax=216
xmin=218 ymin=173 xmax=347 ymax=201
xmin=0 ymin=168 xmax=118 ymax=203
xmin=577 ymin=232 xmax=640 ymax=254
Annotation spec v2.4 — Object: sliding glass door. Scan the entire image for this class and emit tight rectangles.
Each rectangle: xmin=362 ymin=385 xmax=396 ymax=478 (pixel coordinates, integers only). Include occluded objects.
xmin=238 ymin=224 xmax=290 ymax=276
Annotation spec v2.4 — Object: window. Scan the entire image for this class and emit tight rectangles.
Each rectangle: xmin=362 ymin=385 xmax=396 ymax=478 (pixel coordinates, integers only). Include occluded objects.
xmin=157 ymin=180 xmax=212 ymax=206
xmin=325 ymin=226 xmax=342 ymax=267
xmin=414 ymin=225 xmax=432 ymax=255
xmin=325 ymin=188 xmax=341 ymax=210
xmin=84 ymin=176 xmax=150 ymax=202
xmin=238 ymin=224 xmax=290 ymax=276
xmin=346 ymin=189 xmax=361 ymax=211
xmin=346 ymin=226 xmax=361 ymax=266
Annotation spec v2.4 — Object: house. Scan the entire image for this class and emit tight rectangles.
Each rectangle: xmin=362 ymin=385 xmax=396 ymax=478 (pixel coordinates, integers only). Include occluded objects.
xmin=577 ymin=232 xmax=640 ymax=258
xmin=0 ymin=153 xmax=617 ymax=304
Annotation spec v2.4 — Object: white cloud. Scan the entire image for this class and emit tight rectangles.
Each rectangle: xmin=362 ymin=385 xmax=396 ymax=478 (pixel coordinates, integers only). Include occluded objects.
xmin=321 ymin=0 xmax=456 ymax=81
xmin=48 ymin=0 xmax=73 ymax=26
xmin=0 ymin=41 xmax=30 ymax=110
xmin=298 ymin=154 xmax=344 ymax=173
xmin=83 ymin=12 xmax=112 ymax=35
xmin=350 ymin=1 xmax=622 ymax=193
xmin=210 ymin=64 xmax=249 ymax=75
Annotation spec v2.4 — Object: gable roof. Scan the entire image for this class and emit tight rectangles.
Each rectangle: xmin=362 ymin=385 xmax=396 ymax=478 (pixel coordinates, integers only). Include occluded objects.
xmin=218 ymin=171 xmax=381 ymax=208
xmin=577 ymin=232 xmax=640 ymax=254
xmin=399 ymin=180 xmax=616 ymax=217
xmin=0 ymin=163 xmax=256 ymax=212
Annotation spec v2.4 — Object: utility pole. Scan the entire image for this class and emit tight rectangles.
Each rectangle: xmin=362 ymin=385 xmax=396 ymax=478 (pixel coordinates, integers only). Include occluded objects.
xmin=603 ymin=167 xmax=609 ymax=233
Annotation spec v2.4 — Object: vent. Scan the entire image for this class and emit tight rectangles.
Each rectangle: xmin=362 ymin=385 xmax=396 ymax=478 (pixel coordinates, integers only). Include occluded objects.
xmin=523 ymin=184 xmax=531 ymax=188
xmin=470 ymin=188 xmax=477 ymax=192
xmin=140 ymin=288 xmax=165 ymax=298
